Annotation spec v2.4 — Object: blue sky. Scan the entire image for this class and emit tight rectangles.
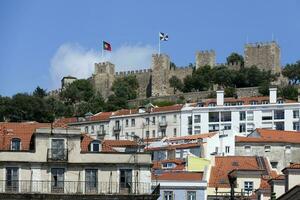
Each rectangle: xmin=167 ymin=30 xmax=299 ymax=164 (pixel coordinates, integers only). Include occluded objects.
xmin=0 ymin=0 xmax=300 ymax=96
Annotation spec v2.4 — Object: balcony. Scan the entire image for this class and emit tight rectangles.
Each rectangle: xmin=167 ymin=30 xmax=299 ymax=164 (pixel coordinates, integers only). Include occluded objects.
xmin=0 ymin=180 xmax=153 ymax=195
xmin=96 ymin=130 xmax=106 ymax=136
xmin=113 ymin=125 xmax=122 ymax=132
xmin=158 ymin=121 xmax=167 ymax=127
xmin=47 ymin=148 xmax=68 ymax=162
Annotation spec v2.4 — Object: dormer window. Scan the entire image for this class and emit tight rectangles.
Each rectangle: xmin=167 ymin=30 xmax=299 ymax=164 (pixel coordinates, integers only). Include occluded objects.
xmin=11 ymin=138 xmax=21 ymax=151
xmin=261 ymin=100 xmax=269 ymax=104
xmin=250 ymin=101 xmax=258 ymax=105
xmin=208 ymin=102 xmax=216 ymax=107
xmin=162 ymin=163 xmax=175 ymax=169
xmin=89 ymin=140 xmax=101 ymax=152
xmin=277 ymin=99 xmax=284 ymax=104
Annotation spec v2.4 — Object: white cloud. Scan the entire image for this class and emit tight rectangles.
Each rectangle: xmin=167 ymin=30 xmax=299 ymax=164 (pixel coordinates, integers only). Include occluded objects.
xmin=49 ymin=43 xmax=156 ymax=89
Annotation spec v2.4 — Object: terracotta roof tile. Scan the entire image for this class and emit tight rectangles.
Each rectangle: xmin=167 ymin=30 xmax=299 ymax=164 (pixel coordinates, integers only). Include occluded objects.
xmin=152 ymin=171 xmax=203 ymax=181
xmin=0 ymin=122 xmax=51 ymax=150
xmin=168 ymin=132 xmax=216 ymax=142
xmin=152 ymin=159 xmax=186 ymax=171
xmin=102 ymin=140 xmax=138 ymax=147
xmin=209 ymin=156 xmax=262 ymax=188
xmin=53 ymin=117 xmax=78 ymax=128
xmin=152 ymin=104 xmax=183 ymax=113
xmin=89 ymin=112 xmax=113 ymax=121
xmin=236 ymin=129 xmax=300 ymax=144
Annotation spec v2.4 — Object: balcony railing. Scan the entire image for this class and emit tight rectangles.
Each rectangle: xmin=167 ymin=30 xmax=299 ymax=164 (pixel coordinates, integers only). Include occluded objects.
xmin=97 ymin=130 xmax=106 ymax=136
xmin=113 ymin=125 xmax=122 ymax=132
xmin=47 ymin=148 xmax=68 ymax=161
xmin=158 ymin=121 xmax=167 ymax=127
xmin=0 ymin=180 xmax=152 ymax=195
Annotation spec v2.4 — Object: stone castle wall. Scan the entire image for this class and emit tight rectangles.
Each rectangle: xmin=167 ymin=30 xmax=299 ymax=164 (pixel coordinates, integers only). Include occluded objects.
xmin=196 ymin=50 xmax=216 ymax=68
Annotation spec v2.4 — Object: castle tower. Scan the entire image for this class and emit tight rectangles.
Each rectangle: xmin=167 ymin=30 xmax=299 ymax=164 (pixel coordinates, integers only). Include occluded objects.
xmin=92 ymin=62 xmax=115 ymax=99
xmin=195 ymin=50 xmax=216 ymax=69
xmin=151 ymin=54 xmax=171 ymax=97
xmin=244 ymin=41 xmax=281 ymax=73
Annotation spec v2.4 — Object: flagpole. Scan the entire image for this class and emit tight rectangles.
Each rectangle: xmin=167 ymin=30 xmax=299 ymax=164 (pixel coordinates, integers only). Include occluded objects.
xmin=102 ymin=40 xmax=104 ymax=59
xmin=158 ymin=34 xmax=161 ymax=55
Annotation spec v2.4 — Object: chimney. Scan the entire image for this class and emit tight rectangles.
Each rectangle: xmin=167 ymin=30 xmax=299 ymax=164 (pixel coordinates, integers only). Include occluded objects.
xmin=216 ymin=90 xmax=224 ymax=106
xmin=269 ymin=87 xmax=277 ymax=104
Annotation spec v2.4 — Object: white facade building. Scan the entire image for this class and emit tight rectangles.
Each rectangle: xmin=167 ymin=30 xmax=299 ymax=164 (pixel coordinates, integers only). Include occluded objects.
xmin=181 ymin=88 xmax=300 ymax=137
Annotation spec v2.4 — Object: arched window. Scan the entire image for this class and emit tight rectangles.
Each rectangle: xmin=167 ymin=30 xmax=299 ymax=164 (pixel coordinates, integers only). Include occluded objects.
xmin=11 ymin=138 xmax=21 ymax=151
xmin=89 ymin=140 xmax=101 ymax=152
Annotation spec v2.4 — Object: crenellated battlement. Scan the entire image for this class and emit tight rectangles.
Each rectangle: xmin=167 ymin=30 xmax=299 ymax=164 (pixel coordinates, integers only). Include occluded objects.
xmin=245 ymin=41 xmax=279 ymax=48
xmin=115 ymin=69 xmax=152 ymax=76
xmin=196 ymin=50 xmax=215 ymax=54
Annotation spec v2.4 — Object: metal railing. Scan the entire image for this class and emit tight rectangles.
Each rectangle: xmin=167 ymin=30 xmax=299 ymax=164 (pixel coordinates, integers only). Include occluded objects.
xmin=158 ymin=121 xmax=167 ymax=127
xmin=113 ymin=125 xmax=122 ymax=132
xmin=47 ymin=148 xmax=68 ymax=161
xmin=0 ymin=180 xmax=152 ymax=195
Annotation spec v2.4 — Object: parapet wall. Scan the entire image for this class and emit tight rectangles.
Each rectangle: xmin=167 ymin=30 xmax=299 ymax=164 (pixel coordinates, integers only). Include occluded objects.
xmin=115 ymin=69 xmax=152 ymax=76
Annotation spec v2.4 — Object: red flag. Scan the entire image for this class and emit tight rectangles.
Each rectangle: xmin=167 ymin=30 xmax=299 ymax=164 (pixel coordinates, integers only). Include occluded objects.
xmin=103 ymin=41 xmax=112 ymax=51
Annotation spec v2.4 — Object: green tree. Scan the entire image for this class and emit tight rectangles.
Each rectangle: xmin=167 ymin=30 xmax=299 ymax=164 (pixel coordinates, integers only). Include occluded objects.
xmin=112 ymin=75 xmax=139 ymax=100
xmin=279 ymin=85 xmax=298 ymax=100
xmin=0 ymin=95 xmax=11 ymax=122
xmin=282 ymin=61 xmax=300 ymax=84
xmin=88 ymin=93 xmax=105 ymax=114
xmin=169 ymin=76 xmax=184 ymax=94
xmin=224 ymin=87 xmax=236 ymax=97
xmin=60 ymin=79 xmax=94 ymax=104
xmin=227 ymin=53 xmax=244 ymax=67
xmin=33 ymin=86 xmax=47 ymax=98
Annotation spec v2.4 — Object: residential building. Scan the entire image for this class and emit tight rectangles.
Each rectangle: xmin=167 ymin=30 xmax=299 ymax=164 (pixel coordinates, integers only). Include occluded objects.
xmin=67 ymin=111 xmax=112 ymax=139
xmin=207 ymin=156 xmax=277 ymax=200
xmin=235 ymin=129 xmax=300 ymax=171
xmin=269 ymin=163 xmax=300 ymax=200
xmin=0 ymin=122 xmax=158 ymax=199
xmin=181 ymin=88 xmax=300 ymax=137
xmin=108 ymin=104 xmax=182 ymax=140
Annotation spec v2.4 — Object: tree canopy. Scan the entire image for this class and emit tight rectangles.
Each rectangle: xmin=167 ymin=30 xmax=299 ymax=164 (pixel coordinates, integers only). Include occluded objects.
xmin=282 ymin=61 xmax=300 ymax=84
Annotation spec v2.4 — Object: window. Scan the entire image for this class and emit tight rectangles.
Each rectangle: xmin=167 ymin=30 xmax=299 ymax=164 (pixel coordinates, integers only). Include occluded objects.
xmin=208 ymin=102 xmax=216 ymax=107
xmin=131 ymin=132 xmax=135 ymax=138
xmin=225 ymin=146 xmax=230 ymax=154
xmin=51 ymin=168 xmax=64 ymax=193
xmin=194 ymin=126 xmax=201 ymax=134
xmin=209 ymin=112 xmax=219 ymax=122
xmin=275 ymin=122 xmax=284 ymax=130
xmin=131 ymin=119 xmax=135 ymax=127
xmin=91 ymin=125 xmax=94 ymax=134
xmin=152 ymin=117 xmax=156 ymax=125
xmin=285 ymin=145 xmax=291 ymax=154
xmin=173 ymin=128 xmax=177 ymax=137
xmin=262 ymin=111 xmax=272 ymax=120
xmin=247 ymin=111 xmax=254 ymax=121
xmin=239 ymin=123 xmax=246 ymax=133
xmin=270 ymin=162 xmax=278 ymax=169
xmin=194 ymin=115 xmax=201 ymax=123
xmin=250 ymin=101 xmax=258 ymax=105
xmin=6 ymin=167 xmax=19 ymax=192
xmin=146 ymin=131 xmax=150 ymax=138
xmin=188 ymin=116 xmax=193 ymax=125
xmin=85 ymin=126 xmax=88 ymax=133
xmin=51 ymin=139 xmax=65 ymax=160
xmin=162 ymin=163 xmax=175 ymax=169
xmin=120 ymin=169 xmax=132 ymax=190
xmin=85 ymin=169 xmax=97 ymax=193
xmin=173 ymin=115 xmax=177 ymax=123
xmin=152 ymin=130 xmax=156 ymax=138
xmin=125 ymin=132 xmax=129 ymax=139
xmin=293 ymin=110 xmax=299 ymax=118
xmin=11 ymin=138 xmax=21 ymax=151
xmin=221 ymin=112 xmax=231 ymax=122
xmin=244 ymin=181 xmax=253 ymax=193
xmin=145 ymin=117 xmax=150 ymax=125
xmin=261 ymin=100 xmax=269 ymax=104
xmin=293 ymin=122 xmax=300 ymax=131
xmin=264 ymin=145 xmax=271 ymax=152
xmin=245 ymin=146 xmax=251 ymax=153
xmin=187 ymin=191 xmax=196 ymax=200
xmin=277 ymin=99 xmax=284 ymax=104
xmin=90 ymin=140 xmax=101 ymax=152
xmin=240 ymin=111 xmax=246 ymax=121
xmin=188 ymin=128 xmax=192 ymax=135
xmin=209 ymin=124 xmax=219 ymax=132
xmin=125 ymin=119 xmax=129 ymax=127
xmin=164 ymin=191 xmax=174 ymax=200
xmin=161 ymin=129 xmax=166 ymax=137
xmin=223 ymin=124 xmax=231 ymax=130
xmin=274 ymin=110 xmax=284 ymax=120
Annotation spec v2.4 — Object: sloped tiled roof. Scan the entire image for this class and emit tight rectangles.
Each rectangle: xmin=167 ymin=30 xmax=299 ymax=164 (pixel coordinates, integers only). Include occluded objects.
xmin=80 ymin=134 xmax=116 ymax=153
xmin=90 ymin=112 xmax=113 ymax=121
xmin=168 ymin=132 xmax=216 ymax=142
xmin=53 ymin=117 xmax=78 ymax=128
xmin=152 ymin=171 xmax=203 ymax=181
xmin=103 ymin=140 xmax=138 ymax=147
xmin=236 ymin=129 xmax=300 ymax=144
xmin=146 ymin=142 xmax=202 ymax=151
xmin=0 ymin=122 xmax=51 ymax=150
xmin=209 ymin=156 xmax=263 ymax=188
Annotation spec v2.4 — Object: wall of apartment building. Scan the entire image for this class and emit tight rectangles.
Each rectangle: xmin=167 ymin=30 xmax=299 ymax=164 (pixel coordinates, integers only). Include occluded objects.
xmin=158 ymin=188 xmax=206 ymax=200
xmin=272 ymin=182 xmax=285 ymax=199
xmin=286 ymin=172 xmax=300 ymax=192
xmin=180 ymin=104 xmax=300 ymax=138
xmin=235 ymin=144 xmax=300 ymax=171
xmin=69 ymin=121 xmax=110 ymax=139
xmin=108 ymin=112 xmax=181 ymax=140
xmin=236 ymin=175 xmax=261 ymax=194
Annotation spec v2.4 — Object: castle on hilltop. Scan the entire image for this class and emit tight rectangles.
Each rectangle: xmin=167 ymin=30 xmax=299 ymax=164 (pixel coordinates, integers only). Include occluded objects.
xmin=62 ymin=41 xmax=282 ymax=99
